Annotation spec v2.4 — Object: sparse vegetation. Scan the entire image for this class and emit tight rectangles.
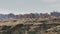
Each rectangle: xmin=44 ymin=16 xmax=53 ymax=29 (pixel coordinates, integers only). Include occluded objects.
xmin=0 ymin=18 xmax=59 ymax=34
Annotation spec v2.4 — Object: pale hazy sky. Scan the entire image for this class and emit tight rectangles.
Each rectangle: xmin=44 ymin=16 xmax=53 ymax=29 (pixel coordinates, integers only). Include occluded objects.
xmin=0 ymin=0 xmax=60 ymax=14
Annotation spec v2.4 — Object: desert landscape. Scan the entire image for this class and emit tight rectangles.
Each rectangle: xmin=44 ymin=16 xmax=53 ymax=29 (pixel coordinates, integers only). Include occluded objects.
xmin=0 ymin=17 xmax=60 ymax=34
xmin=0 ymin=0 xmax=60 ymax=34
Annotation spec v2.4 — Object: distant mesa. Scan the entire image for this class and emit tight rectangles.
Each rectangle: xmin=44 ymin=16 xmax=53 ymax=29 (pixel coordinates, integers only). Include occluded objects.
xmin=0 ymin=11 xmax=60 ymax=19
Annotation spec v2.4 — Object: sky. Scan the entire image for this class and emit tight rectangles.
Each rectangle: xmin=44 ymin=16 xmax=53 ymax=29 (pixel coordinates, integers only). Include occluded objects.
xmin=0 ymin=0 xmax=60 ymax=14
